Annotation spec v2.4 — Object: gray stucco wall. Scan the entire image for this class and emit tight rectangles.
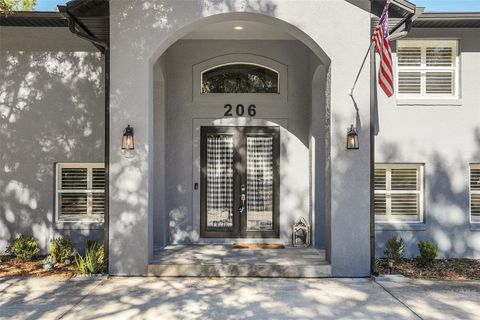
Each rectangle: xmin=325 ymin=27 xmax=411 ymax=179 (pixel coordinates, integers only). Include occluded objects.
xmin=375 ymin=28 xmax=480 ymax=259
xmin=0 ymin=27 xmax=105 ymax=254
xmin=156 ymin=39 xmax=321 ymax=246
xmin=110 ymin=0 xmax=372 ymax=276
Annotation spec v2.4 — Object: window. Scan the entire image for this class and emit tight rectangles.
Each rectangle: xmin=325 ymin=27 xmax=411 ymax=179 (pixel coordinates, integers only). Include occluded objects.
xmin=470 ymin=164 xmax=480 ymax=223
xmin=201 ymin=63 xmax=279 ymax=94
xmin=56 ymin=163 xmax=105 ymax=222
xmin=397 ymin=40 xmax=458 ymax=98
xmin=375 ymin=164 xmax=424 ymax=223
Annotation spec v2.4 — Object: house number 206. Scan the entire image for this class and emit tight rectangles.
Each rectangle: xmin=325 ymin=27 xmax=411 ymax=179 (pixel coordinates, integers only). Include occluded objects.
xmin=224 ymin=104 xmax=256 ymax=117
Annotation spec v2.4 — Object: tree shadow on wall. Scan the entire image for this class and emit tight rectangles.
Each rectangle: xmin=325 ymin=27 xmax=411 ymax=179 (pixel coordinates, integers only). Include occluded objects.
xmin=0 ymin=49 xmax=105 ymax=252
xmin=375 ymin=132 xmax=480 ymax=259
xmin=111 ymin=0 xmax=277 ymax=60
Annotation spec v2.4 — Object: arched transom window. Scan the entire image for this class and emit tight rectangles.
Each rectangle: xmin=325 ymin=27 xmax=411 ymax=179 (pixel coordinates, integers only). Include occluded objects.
xmin=201 ymin=63 xmax=279 ymax=94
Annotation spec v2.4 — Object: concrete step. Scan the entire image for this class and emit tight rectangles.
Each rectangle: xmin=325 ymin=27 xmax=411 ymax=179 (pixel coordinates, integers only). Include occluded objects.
xmin=147 ymin=245 xmax=332 ymax=278
xmin=147 ymin=263 xmax=331 ymax=277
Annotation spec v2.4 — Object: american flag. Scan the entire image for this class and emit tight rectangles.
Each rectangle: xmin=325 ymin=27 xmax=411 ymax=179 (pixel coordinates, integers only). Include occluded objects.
xmin=373 ymin=2 xmax=394 ymax=97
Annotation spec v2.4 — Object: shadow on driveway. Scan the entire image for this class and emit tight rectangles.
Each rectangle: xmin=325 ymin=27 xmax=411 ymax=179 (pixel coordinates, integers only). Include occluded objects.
xmin=1 ymin=276 xmax=479 ymax=319
xmin=375 ymin=275 xmax=480 ymax=320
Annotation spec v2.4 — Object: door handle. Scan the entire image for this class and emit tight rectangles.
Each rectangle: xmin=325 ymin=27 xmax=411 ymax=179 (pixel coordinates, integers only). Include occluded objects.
xmin=238 ymin=204 xmax=245 ymax=214
xmin=239 ymin=184 xmax=246 ymax=214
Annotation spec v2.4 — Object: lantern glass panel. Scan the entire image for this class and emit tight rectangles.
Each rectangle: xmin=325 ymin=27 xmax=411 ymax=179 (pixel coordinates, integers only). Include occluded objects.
xmin=346 ymin=126 xmax=359 ymax=150
xmin=122 ymin=125 xmax=135 ymax=150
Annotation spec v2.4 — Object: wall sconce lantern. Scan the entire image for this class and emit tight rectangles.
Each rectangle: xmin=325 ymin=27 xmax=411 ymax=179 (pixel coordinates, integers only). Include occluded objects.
xmin=121 ymin=125 xmax=134 ymax=150
xmin=346 ymin=124 xmax=359 ymax=150
xmin=292 ymin=217 xmax=311 ymax=247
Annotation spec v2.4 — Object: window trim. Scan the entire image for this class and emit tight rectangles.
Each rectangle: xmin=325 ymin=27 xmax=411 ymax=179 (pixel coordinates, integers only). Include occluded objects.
xmin=374 ymin=163 xmax=424 ymax=224
xmin=55 ymin=162 xmax=105 ymax=223
xmin=396 ymin=39 xmax=459 ymax=99
xmin=469 ymin=163 xmax=480 ymax=224
xmin=200 ymin=62 xmax=280 ymax=94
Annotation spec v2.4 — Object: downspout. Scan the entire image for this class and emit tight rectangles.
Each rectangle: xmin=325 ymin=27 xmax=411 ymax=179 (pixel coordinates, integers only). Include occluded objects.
xmin=57 ymin=6 xmax=108 ymax=53
xmin=103 ymin=47 xmax=110 ymax=274
xmin=66 ymin=18 xmax=108 ymax=53
xmin=370 ymin=6 xmax=422 ymax=276
xmin=57 ymin=4 xmax=110 ymax=272
xmin=389 ymin=13 xmax=415 ymax=39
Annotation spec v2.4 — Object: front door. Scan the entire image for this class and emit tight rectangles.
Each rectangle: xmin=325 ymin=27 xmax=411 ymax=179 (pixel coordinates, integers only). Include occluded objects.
xmin=200 ymin=126 xmax=280 ymax=238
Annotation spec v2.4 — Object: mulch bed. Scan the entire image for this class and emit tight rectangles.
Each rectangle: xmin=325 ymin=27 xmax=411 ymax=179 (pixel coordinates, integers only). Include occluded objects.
xmin=0 ymin=255 xmax=76 ymax=278
xmin=377 ymin=258 xmax=480 ymax=280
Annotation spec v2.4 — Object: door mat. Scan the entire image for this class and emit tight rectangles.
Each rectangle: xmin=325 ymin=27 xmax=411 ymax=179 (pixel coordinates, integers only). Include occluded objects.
xmin=232 ymin=243 xmax=285 ymax=249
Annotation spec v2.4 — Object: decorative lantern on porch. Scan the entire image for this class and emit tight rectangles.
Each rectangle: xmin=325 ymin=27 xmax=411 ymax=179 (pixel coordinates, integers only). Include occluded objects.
xmin=292 ymin=217 xmax=311 ymax=247
xmin=346 ymin=124 xmax=359 ymax=150
xmin=122 ymin=124 xmax=135 ymax=150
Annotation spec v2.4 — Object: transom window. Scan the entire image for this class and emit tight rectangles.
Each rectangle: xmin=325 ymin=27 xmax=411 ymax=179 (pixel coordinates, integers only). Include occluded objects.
xmin=470 ymin=164 xmax=480 ymax=223
xmin=201 ymin=63 xmax=279 ymax=94
xmin=397 ymin=40 xmax=458 ymax=98
xmin=374 ymin=164 xmax=424 ymax=223
xmin=55 ymin=163 xmax=105 ymax=222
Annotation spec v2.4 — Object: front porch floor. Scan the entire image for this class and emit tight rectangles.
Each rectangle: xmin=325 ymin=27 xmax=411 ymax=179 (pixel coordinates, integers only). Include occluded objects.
xmin=148 ymin=245 xmax=331 ymax=277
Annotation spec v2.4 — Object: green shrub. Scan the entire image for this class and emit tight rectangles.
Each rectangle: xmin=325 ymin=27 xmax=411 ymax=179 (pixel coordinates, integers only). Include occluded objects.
xmin=417 ymin=240 xmax=437 ymax=266
xmin=384 ymin=236 xmax=405 ymax=263
xmin=374 ymin=258 xmax=382 ymax=273
xmin=75 ymin=241 xmax=105 ymax=274
xmin=48 ymin=236 xmax=75 ymax=263
xmin=8 ymin=235 xmax=40 ymax=261
xmin=86 ymin=240 xmax=99 ymax=251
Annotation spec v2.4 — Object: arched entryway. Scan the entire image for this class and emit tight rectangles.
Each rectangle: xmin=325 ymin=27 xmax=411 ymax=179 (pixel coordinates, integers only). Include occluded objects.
xmin=148 ymin=13 xmax=332 ymax=274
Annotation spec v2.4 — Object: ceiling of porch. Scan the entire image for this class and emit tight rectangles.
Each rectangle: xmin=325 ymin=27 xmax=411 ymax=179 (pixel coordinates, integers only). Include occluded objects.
xmin=183 ymin=20 xmax=296 ymax=40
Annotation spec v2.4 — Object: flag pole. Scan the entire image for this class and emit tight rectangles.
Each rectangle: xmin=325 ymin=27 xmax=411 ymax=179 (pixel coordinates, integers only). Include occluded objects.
xmin=350 ymin=0 xmax=390 ymax=98
xmin=349 ymin=42 xmax=374 ymax=98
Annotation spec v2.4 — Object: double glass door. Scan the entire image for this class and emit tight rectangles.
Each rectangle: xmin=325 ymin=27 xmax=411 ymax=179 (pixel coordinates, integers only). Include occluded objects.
xmin=200 ymin=126 xmax=280 ymax=238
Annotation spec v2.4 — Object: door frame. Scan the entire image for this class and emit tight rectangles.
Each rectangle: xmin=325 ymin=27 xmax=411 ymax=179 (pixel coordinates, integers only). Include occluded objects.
xmin=200 ymin=126 xmax=280 ymax=238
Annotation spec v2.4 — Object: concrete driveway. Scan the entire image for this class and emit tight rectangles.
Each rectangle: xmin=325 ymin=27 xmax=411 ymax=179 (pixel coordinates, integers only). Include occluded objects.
xmin=0 ymin=275 xmax=479 ymax=320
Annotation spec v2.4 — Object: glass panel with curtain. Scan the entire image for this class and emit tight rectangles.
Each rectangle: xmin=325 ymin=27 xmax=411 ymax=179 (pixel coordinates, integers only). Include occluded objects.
xmin=206 ymin=135 xmax=234 ymax=230
xmin=246 ymin=136 xmax=274 ymax=231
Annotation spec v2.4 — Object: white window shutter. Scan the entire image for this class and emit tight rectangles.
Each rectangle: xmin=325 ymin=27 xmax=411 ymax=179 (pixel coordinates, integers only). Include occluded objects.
xmin=397 ymin=47 xmax=421 ymax=67
xmin=374 ymin=168 xmax=387 ymax=215
xmin=60 ymin=193 xmax=88 ymax=216
xmin=471 ymin=166 xmax=480 ymax=221
xmin=92 ymin=167 xmax=105 ymax=215
xmin=426 ymin=46 xmax=454 ymax=67
xmin=56 ymin=163 xmax=105 ymax=222
xmin=398 ymin=72 xmax=422 ymax=94
xmin=425 ymin=72 xmax=454 ymax=95
xmin=397 ymin=40 xmax=457 ymax=98
xmin=391 ymin=194 xmax=419 ymax=216
xmin=61 ymin=167 xmax=88 ymax=190
xmin=390 ymin=168 xmax=418 ymax=190
xmin=92 ymin=168 xmax=106 ymax=190
xmin=374 ymin=164 xmax=423 ymax=222
xmin=390 ymin=168 xmax=419 ymax=217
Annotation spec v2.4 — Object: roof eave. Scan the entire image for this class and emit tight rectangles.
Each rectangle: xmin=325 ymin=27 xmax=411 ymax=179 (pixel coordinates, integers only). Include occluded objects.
xmin=418 ymin=12 xmax=480 ymax=20
xmin=413 ymin=12 xmax=480 ymax=28
xmin=0 ymin=11 xmax=67 ymax=27
xmin=391 ymin=0 xmax=416 ymax=14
